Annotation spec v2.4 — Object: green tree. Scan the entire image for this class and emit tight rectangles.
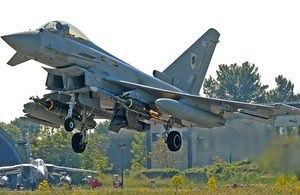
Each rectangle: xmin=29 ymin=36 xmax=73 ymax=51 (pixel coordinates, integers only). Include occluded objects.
xmin=11 ymin=118 xmax=42 ymax=137
xmin=148 ymin=139 xmax=181 ymax=169
xmin=265 ymin=75 xmax=299 ymax=102
xmin=79 ymin=133 xmax=110 ymax=172
xmin=203 ymin=62 xmax=268 ymax=103
xmin=256 ymin=128 xmax=300 ymax=176
xmin=0 ymin=122 xmax=22 ymax=141
xmin=31 ymin=127 xmax=79 ymax=167
xmin=130 ymin=132 xmax=146 ymax=170
xmin=94 ymin=120 xmax=110 ymax=135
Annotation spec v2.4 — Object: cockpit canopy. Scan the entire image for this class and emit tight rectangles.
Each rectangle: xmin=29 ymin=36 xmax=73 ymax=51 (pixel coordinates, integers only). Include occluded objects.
xmin=34 ymin=159 xmax=45 ymax=167
xmin=39 ymin=21 xmax=89 ymax=41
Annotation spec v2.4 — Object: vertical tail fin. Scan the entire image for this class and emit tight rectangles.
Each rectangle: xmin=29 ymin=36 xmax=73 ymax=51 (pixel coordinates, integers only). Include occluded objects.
xmin=25 ymin=132 xmax=32 ymax=163
xmin=154 ymin=28 xmax=220 ymax=95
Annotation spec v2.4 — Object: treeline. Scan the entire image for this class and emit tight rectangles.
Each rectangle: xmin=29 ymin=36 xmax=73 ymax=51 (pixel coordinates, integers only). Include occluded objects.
xmin=203 ymin=61 xmax=300 ymax=103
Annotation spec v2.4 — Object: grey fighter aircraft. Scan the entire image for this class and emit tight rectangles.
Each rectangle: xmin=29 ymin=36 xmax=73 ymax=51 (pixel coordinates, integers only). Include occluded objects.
xmin=0 ymin=133 xmax=100 ymax=189
xmin=2 ymin=21 xmax=300 ymax=153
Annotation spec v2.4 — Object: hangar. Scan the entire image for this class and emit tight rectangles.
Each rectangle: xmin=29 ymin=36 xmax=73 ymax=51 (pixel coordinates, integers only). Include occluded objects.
xmin=0 ymin=127 xmax=22 ymax=166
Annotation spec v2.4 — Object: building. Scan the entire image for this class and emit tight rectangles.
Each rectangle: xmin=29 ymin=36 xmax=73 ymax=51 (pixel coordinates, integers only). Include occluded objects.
xmin=147 ymin=114 xmax=300 ymax=169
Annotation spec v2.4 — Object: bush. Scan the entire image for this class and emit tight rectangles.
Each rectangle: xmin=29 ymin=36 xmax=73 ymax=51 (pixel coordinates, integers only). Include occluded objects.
xmin=184 ymin=157 xmax=261 ymax=182
xmin=142 ymin=168 xmax=181 ymax=179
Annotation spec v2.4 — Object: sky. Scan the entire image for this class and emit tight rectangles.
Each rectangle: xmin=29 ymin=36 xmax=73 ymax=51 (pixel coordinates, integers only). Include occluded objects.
xmin=0 ymin=0 xmax=300 ymax=123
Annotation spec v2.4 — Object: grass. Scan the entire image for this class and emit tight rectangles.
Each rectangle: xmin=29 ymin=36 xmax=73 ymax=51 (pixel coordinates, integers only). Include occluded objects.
xmin=0 ymin=174 xmax=298 ymax=195
xmin=0 ymin=185 xmax=292 ymax=195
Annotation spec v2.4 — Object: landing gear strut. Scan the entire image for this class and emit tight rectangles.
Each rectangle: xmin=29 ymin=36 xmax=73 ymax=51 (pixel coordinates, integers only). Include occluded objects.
xmin=64 ymin=94 xmax=76 ymax=132
xmin=164 ymin=118 xmax=182 ymax=152
xmin=64 ymin=93 xmax=88 ymax=153
xmin=71 ymin=107 xmax=90 ymax=153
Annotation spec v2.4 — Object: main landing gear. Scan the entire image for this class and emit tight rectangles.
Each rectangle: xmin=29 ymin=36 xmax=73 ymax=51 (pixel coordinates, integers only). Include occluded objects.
xmin=72 ymin=132 xmax=86 ymax=153
xmin=64 ymin=93 xmax=87 ymax=153
xmin=164 ymin=118 xmax=182 ymax=152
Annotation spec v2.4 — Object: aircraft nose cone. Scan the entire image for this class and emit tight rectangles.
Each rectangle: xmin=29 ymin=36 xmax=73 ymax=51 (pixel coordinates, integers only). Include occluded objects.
xmin=34 ymin=170 xmax=46 ymax=180
xmin=1 ymin=31 xmax=41 ymax=56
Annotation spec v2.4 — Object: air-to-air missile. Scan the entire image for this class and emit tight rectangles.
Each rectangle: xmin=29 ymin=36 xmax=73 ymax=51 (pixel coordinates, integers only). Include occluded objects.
xmin=112 ymin=95 xmax=160 ymax=118
xmin=20 ymin=115 xmax=60 ymax=129
xmin=155 ymin=98 xmax=226 ymax=127
xmin=232 ymin=112 xmax=274 ymax=124
xmin=23 ymin=102 xmax=96 ymax=129
xmin=34 ymin=98 xmax=70 ymax=115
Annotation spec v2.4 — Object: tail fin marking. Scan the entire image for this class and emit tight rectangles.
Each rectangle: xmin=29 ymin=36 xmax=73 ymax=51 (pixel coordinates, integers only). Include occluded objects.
xmin=160 ymin=28 xmax=220 ymax=95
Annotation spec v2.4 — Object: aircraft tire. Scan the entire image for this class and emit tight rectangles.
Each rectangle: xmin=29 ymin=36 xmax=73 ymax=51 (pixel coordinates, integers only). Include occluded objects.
xmin=166 ymin=131 xmax=181 ymax=152
xmin=64 ymin=118 xmax=75 ymax=132
xmin=32 ymin=181 xmax=37 ymax=190
xmin=72 ymin=133 xmax=86 ymax=153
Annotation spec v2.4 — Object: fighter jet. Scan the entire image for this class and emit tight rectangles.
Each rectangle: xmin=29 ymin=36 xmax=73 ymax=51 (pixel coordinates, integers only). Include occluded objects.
xmin=2 ymin=21 xmax=300 ymax=153
xmin=0 ymin=133 xmax=100 ymax=189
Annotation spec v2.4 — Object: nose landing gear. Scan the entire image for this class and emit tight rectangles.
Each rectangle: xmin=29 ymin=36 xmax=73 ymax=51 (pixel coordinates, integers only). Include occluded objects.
xmin=64 ymin=118 xmax=75 ymax=132
xmin=64 ymin=93 xmax=89 ymax=153
xmin=64 ymin=94 xmax=76 ymax=132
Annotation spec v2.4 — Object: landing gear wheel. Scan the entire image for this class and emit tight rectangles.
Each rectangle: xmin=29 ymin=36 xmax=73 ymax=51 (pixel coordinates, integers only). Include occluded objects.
xmin=166 ymin=131 xmax=182 ymax=152
xmin=32 ymin=181 xmax=37 ymax=190
xmin=64 ymin=118 xmax=75 ymax=132
xmin=72 ymin=133 xmax=86 ymax=153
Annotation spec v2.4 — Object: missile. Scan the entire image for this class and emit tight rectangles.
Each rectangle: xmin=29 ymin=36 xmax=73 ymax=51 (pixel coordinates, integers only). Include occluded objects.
xmin=24 ymin=102 xmax=66 ymax=127
xmin=274 ymin=103 xmax=300 ymax=115
xmin=112 ymin=96 xmax=160 ymax=119
xmin=31 ymin=97 xmax=69 ymax=115
xmin=233 ymin=112 xmax=274 ymax=125
xmin=24 ymin=102 xmax=96 ymax=129
xmin=20 ymin=116 xmax=61 ymax=129
xmin=155 ymin=98 xmax=226 ymax=127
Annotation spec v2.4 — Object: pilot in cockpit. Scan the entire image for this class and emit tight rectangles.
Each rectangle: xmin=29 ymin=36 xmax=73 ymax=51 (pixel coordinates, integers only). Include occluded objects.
xmin=55 ymin=21 xmax=70 ymax=35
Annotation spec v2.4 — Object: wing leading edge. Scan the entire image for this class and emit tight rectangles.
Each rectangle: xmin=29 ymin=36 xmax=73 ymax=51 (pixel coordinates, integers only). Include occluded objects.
xmin=46 ymin=164 xmax=100 ymax=175
xmin=0 ymin=164 xmax=32 ymax=175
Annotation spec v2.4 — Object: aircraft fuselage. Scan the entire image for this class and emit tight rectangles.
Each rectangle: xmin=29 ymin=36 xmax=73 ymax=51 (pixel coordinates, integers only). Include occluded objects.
xmin=31 ymin=29 xmax=183 ymax=94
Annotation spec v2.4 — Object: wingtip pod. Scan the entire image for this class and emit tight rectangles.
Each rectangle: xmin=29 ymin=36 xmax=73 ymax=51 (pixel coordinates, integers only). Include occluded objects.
xmin=274 ymin=103 xmax=300 ymax=115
